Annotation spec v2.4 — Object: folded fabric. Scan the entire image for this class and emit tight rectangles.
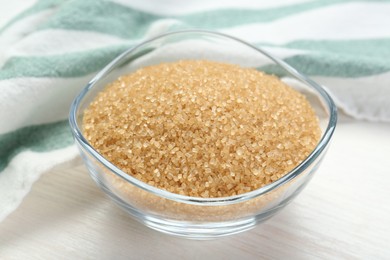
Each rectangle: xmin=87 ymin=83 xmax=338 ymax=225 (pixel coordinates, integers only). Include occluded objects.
xmin=1 ymin=0 xmax=389 ymax=222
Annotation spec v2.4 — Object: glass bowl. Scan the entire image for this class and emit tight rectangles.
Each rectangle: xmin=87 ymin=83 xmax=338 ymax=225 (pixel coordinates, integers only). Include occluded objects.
xmin=69 ymin=30 xmax=337 ymax=239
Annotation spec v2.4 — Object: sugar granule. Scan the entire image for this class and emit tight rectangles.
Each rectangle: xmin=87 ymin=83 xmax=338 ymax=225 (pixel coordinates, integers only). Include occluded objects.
xmin=83 ymin=60 xmax=321 ymax=198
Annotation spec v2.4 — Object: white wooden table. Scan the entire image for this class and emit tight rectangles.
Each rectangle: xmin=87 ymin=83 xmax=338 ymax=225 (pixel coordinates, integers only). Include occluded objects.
xmin=1 ymin=119 xmax=389 ymax=259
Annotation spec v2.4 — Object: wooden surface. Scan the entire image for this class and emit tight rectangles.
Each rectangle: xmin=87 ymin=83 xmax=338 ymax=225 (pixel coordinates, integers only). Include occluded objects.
xmin=1 ymin=120 xmax=390 ymax=259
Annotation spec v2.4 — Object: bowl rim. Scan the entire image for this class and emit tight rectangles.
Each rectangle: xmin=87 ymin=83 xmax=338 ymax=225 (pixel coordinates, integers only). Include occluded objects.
xmin=69 ymin=29 xmax=337 ymax=206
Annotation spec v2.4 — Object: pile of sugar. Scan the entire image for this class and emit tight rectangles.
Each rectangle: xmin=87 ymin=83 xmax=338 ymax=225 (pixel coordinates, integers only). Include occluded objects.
xmin=83 ymin=60 xmax=321 ymax=198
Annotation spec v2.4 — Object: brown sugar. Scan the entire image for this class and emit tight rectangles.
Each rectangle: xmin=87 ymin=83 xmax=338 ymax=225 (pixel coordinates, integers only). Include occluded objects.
xmin=83 ymin=60 xmax=321 ymax=198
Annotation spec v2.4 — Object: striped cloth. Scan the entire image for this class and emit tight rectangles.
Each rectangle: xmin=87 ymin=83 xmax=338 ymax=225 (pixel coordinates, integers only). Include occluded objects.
xmin=0 ymin=0 xmax=389 ymax=221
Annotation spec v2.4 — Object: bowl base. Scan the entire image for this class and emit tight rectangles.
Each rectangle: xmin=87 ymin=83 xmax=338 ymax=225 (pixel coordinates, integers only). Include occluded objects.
xmin=112 ymin=194 xmax=277 ymax=240
xmin=142 ymin=216 xmax=259 ymax=240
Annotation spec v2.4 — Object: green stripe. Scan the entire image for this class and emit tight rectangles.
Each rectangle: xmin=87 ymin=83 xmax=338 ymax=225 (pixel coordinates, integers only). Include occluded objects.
xmin=258 ymin=39 xmax=390 ymax=77
xmin=0 ymin=45 xmax=128 ymax=79
xmin=284 ymin=39 xmax=390 ymax=60
xmin=285 ymin=54 xmax=390 ymax=77
xmin=0 ymin=0 xmax=66 ymax=33
xmin=38 ymin=0 xmax=161 ymax=39
xmin=182 ymin=0 xmax=342 ymax=28
xmin=0 ymin=120 xmax=73 ymax=172
xmin=261 ymin=53 xmax=390 ymax=78
xmin=284 ymin=39 xmax=390 ymax=77
xmin=36 ymin=0 xmax=344 ymax=38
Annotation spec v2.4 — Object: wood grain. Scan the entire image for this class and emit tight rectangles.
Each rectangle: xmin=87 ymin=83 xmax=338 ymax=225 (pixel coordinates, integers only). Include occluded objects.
xmin=1 ymin=120 xmax=390 ymax=259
